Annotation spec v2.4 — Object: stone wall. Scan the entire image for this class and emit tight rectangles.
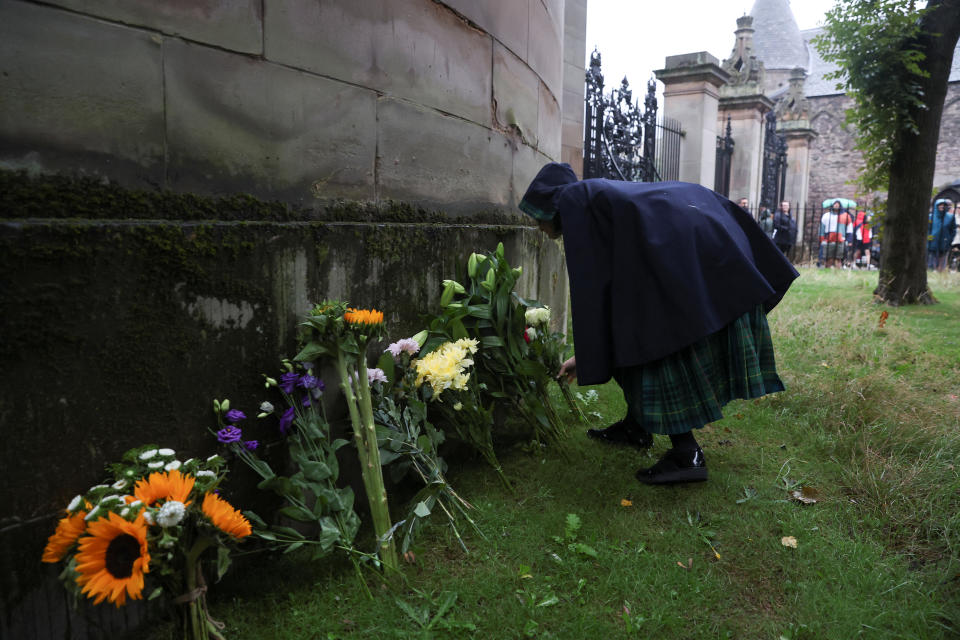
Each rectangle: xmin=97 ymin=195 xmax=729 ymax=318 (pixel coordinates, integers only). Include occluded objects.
xmin=0 ymin=0 xmax=586 ymax=635
xmin=807 ymin=83 xmax=960 ymax=204
xmin=0 ymin=0 xmax=585 ymax=212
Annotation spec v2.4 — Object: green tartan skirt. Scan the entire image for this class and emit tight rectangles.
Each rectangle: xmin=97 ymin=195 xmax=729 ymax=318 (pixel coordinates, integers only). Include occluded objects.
xmin=614 ymin=305 xmax=784 ymax=435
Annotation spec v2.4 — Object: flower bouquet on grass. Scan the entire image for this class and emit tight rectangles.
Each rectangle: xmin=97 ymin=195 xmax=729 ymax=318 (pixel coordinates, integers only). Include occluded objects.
xmin=294 ymin=301 xmax=399 ymax=573
xmin=371 ymin=336 xmax=479 ymax=553
xmin=423 ymin=244 xmax=570 ymax=448
xmin=41 ymin=446 xmax=249 ymax=640
xmin=523 ymin=305 xmax=587 ymax=425
xmin=211 ymin=383 xmax=361 ymax=564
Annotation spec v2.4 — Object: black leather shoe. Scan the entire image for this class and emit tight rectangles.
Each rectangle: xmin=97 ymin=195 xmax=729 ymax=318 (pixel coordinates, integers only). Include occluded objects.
xmin=587 ymin=419 xmax=653 ymax=449
xmin=636 ymin=447 xmax=707 ymax=485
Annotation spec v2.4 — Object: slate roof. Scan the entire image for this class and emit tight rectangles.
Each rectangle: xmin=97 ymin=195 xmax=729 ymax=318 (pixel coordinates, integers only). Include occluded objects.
xmin=749 ymin=0 xmax=809 ymax=71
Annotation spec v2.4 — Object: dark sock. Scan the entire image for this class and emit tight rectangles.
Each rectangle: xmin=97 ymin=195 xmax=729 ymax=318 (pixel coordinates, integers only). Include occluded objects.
xmin=669 ymin=431 xmax=699 ymax=451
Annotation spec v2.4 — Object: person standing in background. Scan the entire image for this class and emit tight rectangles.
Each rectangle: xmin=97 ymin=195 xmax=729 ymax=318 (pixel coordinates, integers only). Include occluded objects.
xmin=927 ymin=199 xmax=956 ymax=272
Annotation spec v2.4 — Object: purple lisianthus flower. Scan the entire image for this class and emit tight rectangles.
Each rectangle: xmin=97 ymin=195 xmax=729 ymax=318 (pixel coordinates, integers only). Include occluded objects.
xmin=243 ymin=440 xmax=259 ymax=451
xmin=298 ymin=374 xmax=318 ymax=390
xmin=216 ymin=426 xmax=243 ymax=444
xmin=278 ymin=406 xmax=295 ymax=435
xmin=279 ymin=372 xmax=300 ymax=394
xmin=302 ymin=395 xmax=311 ymax=408
xmin=225 ymin=409 xmax=247 ymax=423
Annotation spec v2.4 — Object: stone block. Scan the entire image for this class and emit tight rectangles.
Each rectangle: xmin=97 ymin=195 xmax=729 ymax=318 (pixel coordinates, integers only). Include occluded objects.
xmin=377 ymin=98 xmax=514 ymax=212
xmin=264 ymin=0 xmax=492 ymax=126
xmin=164 ymin=40 xmax=377 ymax=204
xmin=527 ymin=0 xmax=564 ymax=99
xmin=494 ymin=43 xmax=540 ymax=147
xmin=442 ymin=0 xmax=528 ymax=58
xmin=563 ymin=87 xmax=585 ymax=123
xmin=538 ymin=82 xmax=562 ymax=160
xmin=0 ymin=1 xmax=164 ymax=186
xmin=38 ymin=0 xmax=263 ymax=54
xmin=511 ymin=143 xmax=552 ymax=208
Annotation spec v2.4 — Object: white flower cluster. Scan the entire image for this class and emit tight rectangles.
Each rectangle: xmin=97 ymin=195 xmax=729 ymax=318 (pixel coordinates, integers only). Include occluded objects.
xmin=524 ymin=306 xmax=551 ymax=327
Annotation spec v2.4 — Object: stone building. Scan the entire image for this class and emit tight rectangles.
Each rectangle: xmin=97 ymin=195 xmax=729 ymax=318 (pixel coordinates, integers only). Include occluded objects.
xmin=657 ymin=0 xmax=960 ymax=251
xmin=0 ymin=0 xmax=587 ymax=636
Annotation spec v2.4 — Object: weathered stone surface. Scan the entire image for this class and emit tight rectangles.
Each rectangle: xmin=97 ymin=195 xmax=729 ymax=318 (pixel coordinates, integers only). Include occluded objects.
xmin=808 ymin=94 xmax=861 ymax=203
xmin=0 ymin=1 xmax=164 ymax=186
xmin=511 ymin=143 xmax=553 ymax=208
xmin=164 ymin=40 xmax=377 ymax=204
xmin=538 ymin=82 xmax=563 ymax=160
xmin=264 ymin=0 xmax=492 ymax=126
xmin=377 ymin=98 xmax=514 ymax=211
xmin=494 ymin=43 xmax=540 ymax=147
xmin=527 ymin=0 xmax=564 ymax=100
xmin=38 ymin=0 xmax=263 ymax=54
xmin=935 ymin=85 xmax=960 ymax=189
xmin=442 ymin=0 xmax=528 ymax=58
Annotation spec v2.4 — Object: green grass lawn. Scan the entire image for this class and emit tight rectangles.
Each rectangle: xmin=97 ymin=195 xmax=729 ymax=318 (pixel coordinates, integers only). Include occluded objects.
xmin=151 ymin=268 xmax=960 ymax=639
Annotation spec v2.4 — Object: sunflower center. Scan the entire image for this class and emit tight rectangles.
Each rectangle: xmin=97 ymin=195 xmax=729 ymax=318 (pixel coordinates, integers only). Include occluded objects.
xmin=105 ymin=534 xmax=140 ymax=579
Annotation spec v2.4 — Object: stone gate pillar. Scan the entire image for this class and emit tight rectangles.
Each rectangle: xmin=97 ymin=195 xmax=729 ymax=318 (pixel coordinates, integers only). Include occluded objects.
xmin=655 ymin=53 xmax=729 ymax=188
xmin=718 ymin=94 xmax=774 ymax=209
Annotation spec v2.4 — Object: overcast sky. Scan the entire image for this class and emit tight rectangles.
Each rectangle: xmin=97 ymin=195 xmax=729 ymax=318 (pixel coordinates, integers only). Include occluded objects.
xmin=585 ymin=0 xmax=838 ymax=97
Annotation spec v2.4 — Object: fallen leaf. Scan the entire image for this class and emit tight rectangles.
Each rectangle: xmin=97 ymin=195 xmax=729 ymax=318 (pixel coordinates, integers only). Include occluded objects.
xmin=677 ymin=557 xmax=693 ymax=570
xmin=820 ymin=361 xmax=831 ymax=368
xmin=781 ymin=536 xmax=798 ymax=548
xmin=878 ymin=310 xmax=889 ymax=329
xmin=620 ymin=498 xmax=633 ymax=507
xmin=789 ymin=486 xmax=819 ymax=505
xmin=403 ymin=551 xmax=417 ymax=564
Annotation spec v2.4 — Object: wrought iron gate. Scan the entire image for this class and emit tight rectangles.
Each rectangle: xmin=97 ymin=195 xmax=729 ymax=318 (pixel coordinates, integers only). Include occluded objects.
xmin=714 ymin=115 xmax=735 ymax=197
xmin=760 ymin=112 xmax=787 ymax=209
xmin=583 ymin=49 xmax=682 ymax=182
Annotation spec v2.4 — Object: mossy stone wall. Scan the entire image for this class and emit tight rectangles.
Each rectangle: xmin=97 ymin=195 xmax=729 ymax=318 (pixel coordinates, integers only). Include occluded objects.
xmin=0 ymin=172 xmax=568 ymax=638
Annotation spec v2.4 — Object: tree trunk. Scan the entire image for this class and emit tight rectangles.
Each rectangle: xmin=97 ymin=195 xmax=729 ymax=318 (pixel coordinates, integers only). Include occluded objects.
xmin=875 ymin=0 xmax=960 ymax=305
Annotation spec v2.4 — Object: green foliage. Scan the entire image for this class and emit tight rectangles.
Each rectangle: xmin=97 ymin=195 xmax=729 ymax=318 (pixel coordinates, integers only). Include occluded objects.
xmin=212 ymin=382 xmax=360 ymax=560
xmin=813 ymin=0 xmax=932 ymax=191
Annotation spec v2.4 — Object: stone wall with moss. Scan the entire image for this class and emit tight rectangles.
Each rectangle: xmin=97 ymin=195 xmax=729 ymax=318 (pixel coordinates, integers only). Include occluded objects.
xmin=0 ymin=0 xmax=586 ymax=211
xmin=0 ymin=171 xmax=568 ymax=637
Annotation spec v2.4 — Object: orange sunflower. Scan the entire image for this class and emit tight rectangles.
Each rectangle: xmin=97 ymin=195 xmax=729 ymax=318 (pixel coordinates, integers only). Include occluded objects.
xmin=74 ymin=511 xmax=150 ymax=606
xmin=42 ymin=510 xmax=88 ymax=563
xmin=134 ymin=469 xmax=195 ymax=508
xmin=344 ymin=307 xmax=384 ymax=327
xmin=201 ymin=493 xmax=251 ymax=539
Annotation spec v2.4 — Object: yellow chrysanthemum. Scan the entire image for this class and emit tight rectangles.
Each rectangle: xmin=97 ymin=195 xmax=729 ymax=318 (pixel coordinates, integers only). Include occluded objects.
xmin=344 ymin=307 xmax=384 ymax=326
xmin=414 ymin=340 xmax=478 ymax=397
xmin=74 ymin=512 xmax=150 ymax=606
xmin=201 ymin=493 xmax=251 ymax=539
xmin=42 ymin=510 xmax=88 ymax=563
xmin=133 ymin=469 xmax=195 ymax=508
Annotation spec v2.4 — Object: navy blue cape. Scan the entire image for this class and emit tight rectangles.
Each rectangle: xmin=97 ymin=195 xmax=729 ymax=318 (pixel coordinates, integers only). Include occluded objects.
xmin=526 ymin=171 xmax=798 ymax=386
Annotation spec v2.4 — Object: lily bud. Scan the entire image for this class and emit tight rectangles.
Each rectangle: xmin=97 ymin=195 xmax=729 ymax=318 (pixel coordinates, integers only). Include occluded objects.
xmin=213 ymin=399 xmax=221 ymax=413
xmin=411 ymin=330 xmax=428 ymax=346
xmin=220 ymin=399 xmax=230 ymax=412
xmin=467 ymin=253 xmax=479 ymax=278
xmin=440 ymin=281 xmax=455 ymax=307
xmin=484 ymin=268 xmax=497 ymax=290
xmin=442 ymin=279 xmax=466 ymax=295
xmin=512 ymin=266 xmax=523 ymax=277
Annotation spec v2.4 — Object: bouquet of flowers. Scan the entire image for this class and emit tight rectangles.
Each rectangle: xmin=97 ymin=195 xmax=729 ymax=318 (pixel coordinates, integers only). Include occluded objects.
xmin=372 ymin=336 xmax=478 ymax=553
xmin=41 ymin=446 xmax=250 ymax=639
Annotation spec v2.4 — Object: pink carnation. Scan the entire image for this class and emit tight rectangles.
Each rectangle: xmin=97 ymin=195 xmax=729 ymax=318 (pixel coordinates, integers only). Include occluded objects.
xmin=386 ymin=338 xmax=421 ymax=358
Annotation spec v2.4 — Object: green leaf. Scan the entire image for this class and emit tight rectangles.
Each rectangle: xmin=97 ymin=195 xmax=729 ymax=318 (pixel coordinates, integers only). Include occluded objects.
xmin=294 ymin=342 xmax=328 ymax=362
xmin=481 ymin=335 xmax=504 ymax=348
xmin=376 ymin=351 xmax=396 ymax=386
xmin=282 ymin=542 xmax=306 ymax=554
xmin=467 ymin=305 xmax=492 ymax=319
xmin=301 ymin=460 xmax=332 ymax=482
xmin=413 ymin=501 xmax=432 ymax=518
xmin=277 ymin=505 xmax=315 ymax=523
xmin=147 ymin=587 xmax=164 ymax=601
xmin=216 ymin=545 xmax=233 ymax=580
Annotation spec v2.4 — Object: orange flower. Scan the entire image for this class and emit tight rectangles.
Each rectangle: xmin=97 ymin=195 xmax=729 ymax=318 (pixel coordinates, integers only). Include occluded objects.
xmin=74 ymin=512 xmax=150 ymax=606
xmin=201 ymin=493 xmax=251 ymax=539
xmin=42 ymin=510 xmax=88 ymax=563
xmin=133 ymin=469 xmax=195 ymax=508
xmin=344 ymin=307 xmax=384 ymax=326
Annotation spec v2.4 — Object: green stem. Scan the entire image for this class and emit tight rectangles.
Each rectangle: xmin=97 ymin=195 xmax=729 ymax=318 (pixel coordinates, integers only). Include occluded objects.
xmin=183 ymin=538 xmax=214 ymax=640
xmin=335 ymin=351 xmax=398 ymax=574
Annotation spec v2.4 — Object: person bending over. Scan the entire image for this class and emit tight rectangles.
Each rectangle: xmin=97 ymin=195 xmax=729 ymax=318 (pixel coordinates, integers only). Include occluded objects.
xmin=519 ymin=163 xmax=797 ymax=485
